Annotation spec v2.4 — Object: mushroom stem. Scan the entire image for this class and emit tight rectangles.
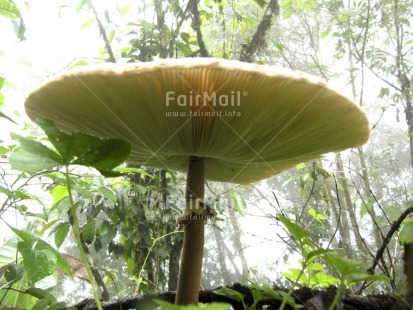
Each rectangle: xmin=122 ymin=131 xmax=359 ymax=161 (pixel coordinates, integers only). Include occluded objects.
xmin=175 ymin=156 xmax=205 ymax=305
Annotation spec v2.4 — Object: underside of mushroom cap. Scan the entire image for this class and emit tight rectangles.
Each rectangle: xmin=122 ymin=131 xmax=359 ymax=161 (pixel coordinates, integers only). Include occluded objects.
xmin=25 ymin=58 xmax=370 ymax=184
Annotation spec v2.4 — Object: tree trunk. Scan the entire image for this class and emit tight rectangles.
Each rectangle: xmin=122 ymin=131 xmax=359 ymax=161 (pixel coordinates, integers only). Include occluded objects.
xmin=393 ymin=0 xmax=413 ymax=169
xmin=226 ymin=189 xmax=249 ymax=276
xmin=335 ymin=153 xmax=364 ymax=251
xmin=213 ymin=226 xmax=232 ymax=284
xmin=326 ymin=184 xmax=353 ymax=258
xmin=357 ymin=148 xmax=382 ymax=251
xmin=160 ymin=170 xmax=183 ymax=291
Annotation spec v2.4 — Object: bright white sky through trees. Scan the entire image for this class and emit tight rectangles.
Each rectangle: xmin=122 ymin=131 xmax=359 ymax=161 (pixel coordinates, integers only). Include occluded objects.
xmin=0 ymin=0 xmax=409 ymax=287
xmin=0 ymin=0 xmax=295 ymax=280
xmin=1 ymin=1 xmax=100 ymax=126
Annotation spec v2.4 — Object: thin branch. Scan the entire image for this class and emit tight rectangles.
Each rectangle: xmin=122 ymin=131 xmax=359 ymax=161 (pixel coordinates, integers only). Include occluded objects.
xmin=189 ymin=0 xmax=208 ymax=57
xmin=367 ymin=205 xmax=413 ymax=274
xmin=239 ymin=0 xmax=279 ymax=62
xmin=168 ymin=2 xmax=192 ymax=58
xmin=90 ymin=3 xmax=116 ymax=63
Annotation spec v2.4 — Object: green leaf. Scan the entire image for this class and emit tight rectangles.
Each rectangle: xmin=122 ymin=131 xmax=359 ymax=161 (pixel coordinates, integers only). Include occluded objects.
xmin=120 ymin=3 xmax=131 ymax=16
xmin=274 ymin=41 xmax=284 ymax=52
xmin=213 ymin=287 xmax=244 ymax=302
xmin=17 ymin=242 xmax=56 ymax=283
xmin=308 ymin=262 xmax=324 ymax=271
xmin=177 ymin=42 xmax=193 ymax=56
xmin=278 ymin=215 xmax=310 ymax=242
xmin=0 ymin=145 xmax=10 ymax=155
xmin=281 ymin=268 xmax=304 ymax=282
xmin=99 ymin=220 xmax=117 ymax=243
xmin=399 ymin=220 xmax=413 ymax=243
xmin=96 ymin=168 xmax=126 ymax=177
xmin=32 ymin=298 xmax=52 ymax=310
xmin=80 ymin=17 xmax=95 ymax=29
xmin=70 ymin=134 xmax=131 ymax=170
xmin=54 ymin=222 xmax=71 ymax=248
xmin=15 ymin=16 xmax=26 ymax=40
xmin=52 ymin=185 xmax=68 ymax=206
xmin=33 ymin=118 xmax=77 ymax=162
xmin=47 ymin=301 xmax=67 ymax=310
xmin=305 ymin=249 xmax=332 ymax=263
xmin=337 ymin=14 xmax=348 ymax=22
xmin=40 ymin=219 xmax=59 ymax=235
xmin=133 ymin=184 xmax=147 ymax=194
xmin=0 ymin=110 xmax=17 ymax=124
xmin=0 ymin=0 xmax=21 ymax=19
xmin=154 ymin=300 xmax=230 ymax=310
xmin=250 ymin=284 xmax=297 ymax=308
xmin=296 ymin=163 xmax=306 ymax=170
xmin=7 ymin=225 xmax=37 ymax=244
xmin=383 ymin=205 xmax=403 ymax=222
xmin=0 ymin=238 xmax=19 ymax=268
xmin=4 ymin=264 xmax=24 ymax=285
xmin=320 ymin=30 xmax=329 ymax=38
xmin=283 ymin=7 xmax=293 ymax=18
xmin=35 ymin=239 xmax=72 ymax=276
xmin=0 ymin=272 xmax=36 ymax=308
xmin=68 ymin=59 xmax=89 ymax=70
xmin=253 ymin=0 xmax=267 ymax=8
xmin=25 ymin=287 xmax=56 ymax=302
xmin=313 ymin=272 xmax=340 ymax=286
xmin=0 ymin=185 xmax=12 ymax=197
xmin=10 ymin=132 xmax=63 ymax=171
xmin=10 ymin=133 xmax=61 ymax=161
xmin=308 ymin=208 xmax=327 ymax=222
xmin=93 ymin=186 xmax=116 ymax=202
xmin=154 ymin=300 xmax=195 ymax=309
xmin=7 ymin=227 xmax=71 ymax=277
xmin=36 ymin=118 xmax=131 ymax=171
xmin=379 ymin=87 xmax=390 ymax=98
xmin=251 ymin=284 xmax=283 ymax=302
xmin=230 ymin=190 xmax=247 ymax=216
xmin=13 ymin=189 xmax=31 ymax=201
xmin=10 ymin=148 xmax=62 ymax=172
xmin=81 ymin=219 xmax=96 ymax=244
xmin=324 ymin=253 xmax=366 ymax=277
xmin=345 ymin=273 xmax=388 ymax=285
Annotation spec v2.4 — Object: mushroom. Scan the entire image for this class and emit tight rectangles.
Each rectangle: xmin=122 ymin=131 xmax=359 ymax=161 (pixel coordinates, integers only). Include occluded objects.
xmin=24 ymin=58 xmax=370 ymax=305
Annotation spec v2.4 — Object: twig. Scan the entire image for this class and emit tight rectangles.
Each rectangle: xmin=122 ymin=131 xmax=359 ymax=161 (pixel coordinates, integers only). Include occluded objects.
xmin=90 ymin=3 xmax=116 ymax=63
xmin=189 ymin=0 xmax=208 ymax=57
xmin=367 ymin=205 xmax=413 ymax=274
xmin=168 ymin=2 xmax=191 ymax=58
xmin=239 ymin=0 xmax=279 ymax=62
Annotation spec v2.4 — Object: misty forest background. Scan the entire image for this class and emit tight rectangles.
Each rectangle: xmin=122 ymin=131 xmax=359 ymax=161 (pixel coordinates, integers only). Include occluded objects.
xmin=0 ymin=0 xmax=412 ymax=308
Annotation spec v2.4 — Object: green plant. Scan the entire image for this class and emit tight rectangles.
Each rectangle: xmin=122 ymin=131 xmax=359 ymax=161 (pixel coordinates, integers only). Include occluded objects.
xmin=155 ymin=300 xmax=230 ymax=310
xmin=214 ymin=283 xmax=298 ymax=310
xmin=5 ymin=118 xmax=131 ymax=309
xmin=132 ymin=230 xmax=184 ymax=294
xmin=323 ymin=254 xmax=388 ymax=310
xmin=279 ymin=215 xmax=387 ymax=310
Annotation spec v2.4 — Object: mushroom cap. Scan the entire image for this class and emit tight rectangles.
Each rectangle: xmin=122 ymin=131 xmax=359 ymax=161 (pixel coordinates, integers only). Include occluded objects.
xmin=25 ymin=58 xmax=370 ymax=184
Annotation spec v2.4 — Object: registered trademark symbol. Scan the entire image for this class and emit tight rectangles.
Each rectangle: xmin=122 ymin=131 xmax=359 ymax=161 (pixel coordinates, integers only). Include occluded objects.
xmin=243 ymin=91 xmax=248 ymax=96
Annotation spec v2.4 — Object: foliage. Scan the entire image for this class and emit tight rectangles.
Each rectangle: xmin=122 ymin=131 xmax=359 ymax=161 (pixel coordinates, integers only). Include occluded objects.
xmin=2 ymin=119 xmax=131 ymax=309
xmin=279 ymin=216 xmax=388 ymax=309
xmin=0 ymin=0 xmax=413 ymax=308
xmin=0 ymin=0 xmax=25 ymax=40
xmin=155 ymin=300 xmax=230 ymax=310
xmin=214 ymin=284 xmax=298 ymax=310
